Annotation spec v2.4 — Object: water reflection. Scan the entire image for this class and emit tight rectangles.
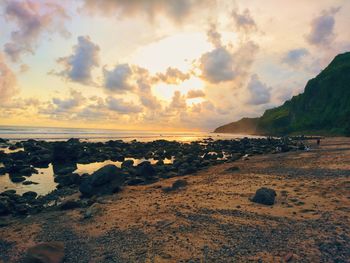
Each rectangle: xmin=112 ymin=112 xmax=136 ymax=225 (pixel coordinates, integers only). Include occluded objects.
xmin=0 ymin=164 xmax=57 ymax=196
xmin=0 ymin=157 xmax=173 ymax=196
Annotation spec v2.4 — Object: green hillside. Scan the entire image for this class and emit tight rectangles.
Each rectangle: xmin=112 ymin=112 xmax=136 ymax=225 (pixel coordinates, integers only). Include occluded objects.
xmin=215 ymin=52 xmax=350 ymax=136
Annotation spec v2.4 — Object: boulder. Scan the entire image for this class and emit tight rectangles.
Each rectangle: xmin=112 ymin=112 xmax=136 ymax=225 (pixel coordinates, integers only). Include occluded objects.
xmin=0 ymin=197 xmax=11 ymax=216
xmin=121 ymin=159 xmax=134 ymax=169
xmin=22 ymin=191 xmax=38 ymax=200
xmin=52 ymin=163 xmax=77 ymax=175
xmin=136 ymin=161 xmax=156 ymax=179
xmin=24 ymin=242 xmax=64 ymax=263
xmin=79 ymin=165 xmax=125 ymax=197
xmin=251 ymin=187 xmax=276 ymax=205
xmin=54 ymin=173 xmax=81 ymax=187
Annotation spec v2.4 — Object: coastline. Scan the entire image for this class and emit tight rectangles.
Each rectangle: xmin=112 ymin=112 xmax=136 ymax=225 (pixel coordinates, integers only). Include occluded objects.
xmin=0 ymin=137 xmax=349 ymax=262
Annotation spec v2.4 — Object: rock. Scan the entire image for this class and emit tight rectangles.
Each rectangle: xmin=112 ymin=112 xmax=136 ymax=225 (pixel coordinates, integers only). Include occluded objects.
xmin=22 ymin=191 xmax=38 ymax=200
xmin=9 ymin=175 xmax=26 ymax=183
xmin=22 ymin=181 xmax=39 ymax=185
xmin=0 ymin=167 xmax=7 ymax=175
xmin=24 ymin=242 xmax=64 ymax=263
xmin=52 ymin=163 xmax=77 ymax=175
xmin=52 ymin=141 xmax=81 ymax=164
xmin=251 ymin=187 xmax=276 ymax=205
xmin=0 ymin=197 xmax=11 ymax=216
xmin=54 ymin=173 xmax=81 ymax=187
xmin=136 ymin=161 xmax=156 ymax=179
xmin=60 ymin=200 xmax=81 ymax=210
xmin=79 ymin=165 xmax=125 ymax=197
xmin=121 ymin=159 xmax=134 ymax=169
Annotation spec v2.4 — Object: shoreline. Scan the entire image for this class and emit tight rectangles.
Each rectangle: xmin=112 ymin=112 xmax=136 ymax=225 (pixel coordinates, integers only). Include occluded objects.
xmin=1 ymin=137 xmax=349 ymax=262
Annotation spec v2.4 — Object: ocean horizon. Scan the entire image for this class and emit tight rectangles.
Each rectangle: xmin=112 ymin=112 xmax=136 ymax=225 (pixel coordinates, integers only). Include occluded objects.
xmin=0 ymin=125 xmax=255 ymax=142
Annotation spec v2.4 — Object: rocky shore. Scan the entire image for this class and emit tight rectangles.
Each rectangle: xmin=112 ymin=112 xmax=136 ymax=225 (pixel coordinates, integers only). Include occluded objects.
xmin=1 ymin=137 xmax=349 ymax=262
xmin=0 ymin=137 xmax=303 ymax=217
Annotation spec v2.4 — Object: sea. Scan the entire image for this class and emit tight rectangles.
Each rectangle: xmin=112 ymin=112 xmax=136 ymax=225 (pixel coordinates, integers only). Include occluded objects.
xmin=0 ymin=126 xmax=259 ymax=195
xmin=0 ymin=125 xmax=256 ymax=142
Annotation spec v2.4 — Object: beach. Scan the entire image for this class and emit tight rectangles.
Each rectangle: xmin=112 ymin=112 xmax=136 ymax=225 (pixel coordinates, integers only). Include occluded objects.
xmin=0 ymin=137 xmax=349 ymax=262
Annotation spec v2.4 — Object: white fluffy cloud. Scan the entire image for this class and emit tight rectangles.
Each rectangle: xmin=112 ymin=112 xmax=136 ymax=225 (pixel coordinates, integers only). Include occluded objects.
xmin=305 ymin=7 xmax=340 ymax=47
xmin=56 ymin=36 xmax=100 ymax=85
xmin=3 ymin=0 xmax=69 ymax=62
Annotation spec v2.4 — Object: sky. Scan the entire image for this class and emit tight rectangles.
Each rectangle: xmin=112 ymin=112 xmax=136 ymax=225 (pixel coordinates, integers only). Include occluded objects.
xmin=0 ymin=0 xmax=349 ymax=131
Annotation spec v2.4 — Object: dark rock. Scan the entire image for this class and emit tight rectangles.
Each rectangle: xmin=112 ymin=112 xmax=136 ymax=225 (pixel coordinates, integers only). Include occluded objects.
xmin=22 ymin=191 xmax=38 ymax=200
xmin=136 ymin=161 xmax=156 ymax=179
xmin=121 ymin=159 xmax=134 ymax=169
xmin=79 ymin=165 xmax=125 ymax=197
xmin=24 ymin=242 xmax=64 ymax=263
xmin=251 ymin=187 xmax=276 ymax=205
xmin=52 ymin=163 xmax=77 ymax=175
xmin=9 ymin=175 xmax=26 ymax=183
xmin=22 ymin=181 xmax=39 ymax=185
xmin=52 ymin=141 xmax=80 ymax=163
xmin=60 ymin=200 xmax=81 ymax=210
xmin=0 ymin=197 xmax=11 ymax=216
xmin=54 ymin=173 xmax=81 ymax=187
xmin=0 ymin=167 xmax=7 ymax=175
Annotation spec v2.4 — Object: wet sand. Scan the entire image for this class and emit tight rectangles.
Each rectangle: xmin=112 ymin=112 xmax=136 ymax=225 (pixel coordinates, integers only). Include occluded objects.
xmin=1 ymin=138 xmax=349 ymax=262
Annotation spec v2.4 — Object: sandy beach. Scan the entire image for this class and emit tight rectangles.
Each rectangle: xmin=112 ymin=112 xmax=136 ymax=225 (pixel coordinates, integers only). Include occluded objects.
xmin=0 ymin=137 xmax=349 ymax=262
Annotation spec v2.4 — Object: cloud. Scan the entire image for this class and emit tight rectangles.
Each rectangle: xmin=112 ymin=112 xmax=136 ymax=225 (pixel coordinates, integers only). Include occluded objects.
xmin=3 ymin=0 xmax=69 ymax=62
xmin=305 ymin=7 xmax=340 ymax=47
xmin=137 ymin=78 xmax=162 ymax=110
xmin=200 ymin=47 xmax=236 ymax=83
xmin=155 ymin=67 xmax=190 ymax=84
xmin=0 ymin=53 xmax=18 ymax=103
xmin=51 ymin=90 xmax=86 ymax=112
xmin=246 ymin=74 xmax=271 ymax=105
xmin=199 ymin=24 xmax=259 ymax=84
xmin=55 ymin=36 xmax=100 ymax=85
xmin=104 ymin=64 xmax=133 ymax=92
xmin=82 ymin=0 xmax=213 ymax=23
xmin=281 ymin=48 xmax=310 ymax=66
xmin=106 ymin=96 xmax=142 ymax=114
xmin=232 ymin=8 xmax=257 ymax=34
xmin=169 ymin=91 xmax=187 ymax=109
xmin=187 ymin=89 xmax=205 ymax=99
xmin=207 ymin=23 xmax=222 ymax=48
